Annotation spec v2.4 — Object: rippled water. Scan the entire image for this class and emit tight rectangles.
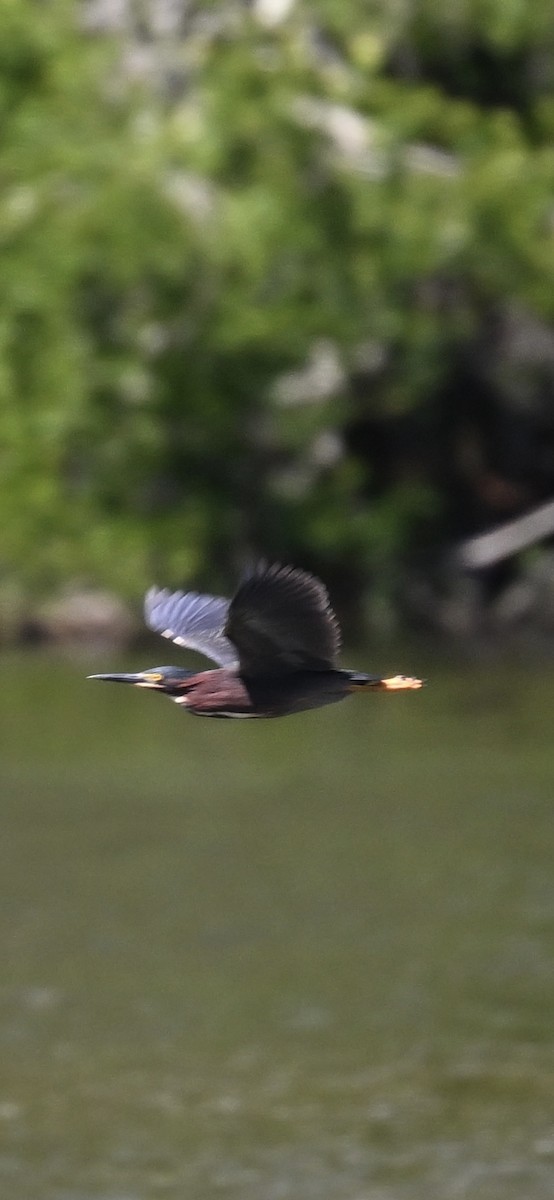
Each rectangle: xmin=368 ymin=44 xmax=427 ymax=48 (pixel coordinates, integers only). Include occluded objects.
xmin=2 ymin=647 xmax=554 ymax=1198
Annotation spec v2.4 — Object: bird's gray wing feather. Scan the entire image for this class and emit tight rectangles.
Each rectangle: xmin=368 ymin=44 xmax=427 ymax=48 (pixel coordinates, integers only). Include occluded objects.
xmin=224 ymin=562 xmax=341 ymax=676
xmin=144 ymin=588 xmax=238 ymax=667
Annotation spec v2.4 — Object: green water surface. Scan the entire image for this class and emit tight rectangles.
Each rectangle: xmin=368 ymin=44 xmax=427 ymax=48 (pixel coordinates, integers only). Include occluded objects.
xmin=1 ymin=648 xmax=554 ymax=1199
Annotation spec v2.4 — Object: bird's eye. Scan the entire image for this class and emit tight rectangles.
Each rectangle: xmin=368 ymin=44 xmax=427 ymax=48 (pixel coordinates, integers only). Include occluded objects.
xmin=144 ymin=672 xmax=163 ymax=683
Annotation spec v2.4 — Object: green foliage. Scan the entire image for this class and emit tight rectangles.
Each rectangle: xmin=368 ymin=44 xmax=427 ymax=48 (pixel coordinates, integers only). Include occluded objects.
xmin=1 ymin=0 xmax=554 ymax=607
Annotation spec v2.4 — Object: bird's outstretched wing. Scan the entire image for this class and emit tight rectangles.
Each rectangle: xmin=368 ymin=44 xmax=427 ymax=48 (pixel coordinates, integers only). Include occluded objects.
xmin=225 ymin=562 xmax=341 ymax=676
xmin=144 ymin=588 xmax=237 ymax=667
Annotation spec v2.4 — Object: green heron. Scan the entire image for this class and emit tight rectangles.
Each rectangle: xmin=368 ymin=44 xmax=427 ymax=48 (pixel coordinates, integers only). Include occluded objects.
xmin=89 ymin=562 xmax=423 ymax=719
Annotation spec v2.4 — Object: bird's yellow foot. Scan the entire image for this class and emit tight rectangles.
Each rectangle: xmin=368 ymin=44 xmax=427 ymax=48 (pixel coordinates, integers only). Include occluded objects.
xmin=381 ymin=674 xmax=424 ymax=690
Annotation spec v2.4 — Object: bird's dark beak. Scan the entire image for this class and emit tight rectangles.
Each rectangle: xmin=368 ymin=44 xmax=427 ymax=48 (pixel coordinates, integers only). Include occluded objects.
xmin=87 ymin=672 xmax=160 ymax=688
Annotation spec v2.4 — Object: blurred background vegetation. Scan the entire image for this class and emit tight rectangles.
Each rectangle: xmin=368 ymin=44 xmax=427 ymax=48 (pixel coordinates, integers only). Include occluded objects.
xmin=3 ymin=0 xmax=554 ymax=640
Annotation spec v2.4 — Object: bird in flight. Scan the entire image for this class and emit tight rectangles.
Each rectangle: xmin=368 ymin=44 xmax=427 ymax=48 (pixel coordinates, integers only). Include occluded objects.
xmin=89 ymin=562 xmax=423 ymax=719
